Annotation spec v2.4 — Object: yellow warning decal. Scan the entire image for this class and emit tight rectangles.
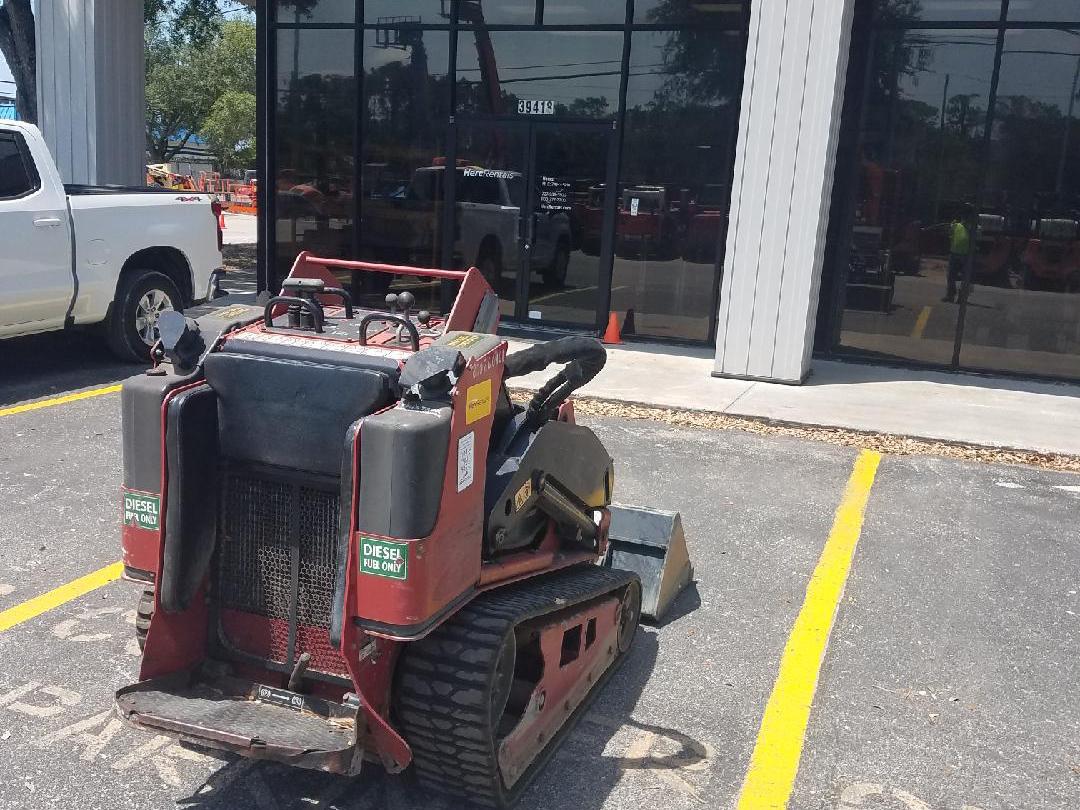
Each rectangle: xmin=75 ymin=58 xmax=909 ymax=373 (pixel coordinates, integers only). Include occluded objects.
xmin=465 ymin=378 xmax=493 ymax=425
xmin=446 ymin=333 xmax=485 ymax=349
xmin=513 ymin=478 xmax=533 ymax=511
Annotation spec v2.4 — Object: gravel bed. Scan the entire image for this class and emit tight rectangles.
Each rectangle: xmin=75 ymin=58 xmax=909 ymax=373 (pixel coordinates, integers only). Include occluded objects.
xmin=510 ymin=390 xmax=1080 ymax=474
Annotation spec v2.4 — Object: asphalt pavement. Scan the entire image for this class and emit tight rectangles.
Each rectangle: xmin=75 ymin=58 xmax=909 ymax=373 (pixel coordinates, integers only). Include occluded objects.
xmin=0 ymin=338 xmax=1077 ymax=809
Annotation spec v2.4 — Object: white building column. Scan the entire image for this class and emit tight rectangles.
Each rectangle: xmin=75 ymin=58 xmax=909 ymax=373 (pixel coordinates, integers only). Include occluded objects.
xmin=714 ymin=0 xmax=857 ymax=383
xmin=35 ymin=0 xmax=144 ymax=185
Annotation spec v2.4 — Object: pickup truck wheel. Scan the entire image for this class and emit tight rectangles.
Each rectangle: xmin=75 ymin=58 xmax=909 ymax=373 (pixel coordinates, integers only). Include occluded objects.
xmin=107 ymin=271 xmax=182 ymax=362
xmin=477 ymin=251 xmax=502 ymax=290
xmin=543 ymin=242 xmax=570 ymax=287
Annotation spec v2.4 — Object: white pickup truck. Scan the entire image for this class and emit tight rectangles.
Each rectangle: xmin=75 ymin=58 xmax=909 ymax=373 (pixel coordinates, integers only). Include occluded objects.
xmin=0 ymin=121 xmax=223 ymax=361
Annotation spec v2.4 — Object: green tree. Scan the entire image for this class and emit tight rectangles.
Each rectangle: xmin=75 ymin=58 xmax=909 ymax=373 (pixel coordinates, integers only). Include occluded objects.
xmin=145 ymin=0 xmax=222 ymax=48
xmin=145 ymin=18 xmax=255 ymax=166
xmin=201 ymin=89 xmax=256 ymax=173
xmin=0 ymin=0 xmax=35 ymax=122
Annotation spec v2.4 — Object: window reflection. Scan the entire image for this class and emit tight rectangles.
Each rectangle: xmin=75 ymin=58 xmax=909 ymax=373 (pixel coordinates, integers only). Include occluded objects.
xmin=635 ymin=0 xmax=748 ymax=26
xmin=357 ymin=27 xmax=452 ymax=312
xmin=837 ymin=29 xmax=996 ymax=366
xmin=453 ymin=0 xmax=628 ymax=25
xmin=455 ymin=0 xmax=532 ymax=26
xmin=541 ymin=2 xmax=627 ymax=25
xmin=456 ymin=30 xmax=624 ymax=119
xmin=958 ymin=29 xmax=1080 ymax=377
xmin=611 ymin=30 xmax=743 ymax=342
xmin=274 ymin=28 xmax=356 ymax=286
xmin=364 ymin=2 xmax=450 ymax=25
xmin=452 ymin=126 xmax=529 ymax=317
xmin=276 ymin=0 xmax=354 ymax=24
xmin=881 ymin=1 xmax=1003 ymax=23
xmin=1008 ymin=1 xmax=1080 ymax=22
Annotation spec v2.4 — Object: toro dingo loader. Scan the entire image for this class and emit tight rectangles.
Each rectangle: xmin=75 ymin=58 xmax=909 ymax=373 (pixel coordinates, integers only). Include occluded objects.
xmin=114 ymin=255 xmax=691 ymax=806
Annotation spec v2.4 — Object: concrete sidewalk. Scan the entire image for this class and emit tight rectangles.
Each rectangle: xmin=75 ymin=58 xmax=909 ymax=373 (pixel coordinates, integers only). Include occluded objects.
xmin=506 ymin=339 xmax=1080 ymax=457
xmin=222 ymin=211 xmax=258 ymax=245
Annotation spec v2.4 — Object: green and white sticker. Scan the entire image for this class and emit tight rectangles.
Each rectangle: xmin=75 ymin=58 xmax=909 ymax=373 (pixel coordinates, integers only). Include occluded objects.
xmin=123 ymin=491 xmax=161 ymax=531
xmin=360 ymin=537 xmax=408 ymax=581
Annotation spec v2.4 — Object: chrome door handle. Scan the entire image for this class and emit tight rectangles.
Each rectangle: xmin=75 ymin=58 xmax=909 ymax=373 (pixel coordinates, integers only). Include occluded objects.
xmin=33 ymin=217 xmax=63 ymax=228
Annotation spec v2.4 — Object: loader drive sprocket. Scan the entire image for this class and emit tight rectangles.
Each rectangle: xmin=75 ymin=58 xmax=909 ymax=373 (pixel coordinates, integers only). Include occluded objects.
xmin=394 ymin=565 xmax=641 ymax=808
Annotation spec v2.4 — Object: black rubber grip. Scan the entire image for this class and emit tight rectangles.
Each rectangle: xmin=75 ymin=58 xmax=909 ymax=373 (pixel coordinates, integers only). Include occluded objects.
xmin=503 ymin=337 xmax=607 ymax=426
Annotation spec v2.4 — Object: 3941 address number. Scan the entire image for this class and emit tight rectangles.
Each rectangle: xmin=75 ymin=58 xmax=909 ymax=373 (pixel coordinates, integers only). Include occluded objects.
xmin=518 ymin=99 xmax=555 ymax=116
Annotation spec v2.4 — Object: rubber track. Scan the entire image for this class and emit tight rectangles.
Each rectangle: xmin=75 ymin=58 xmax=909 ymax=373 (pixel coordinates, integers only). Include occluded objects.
xmin=394 ymin=565 xmax=638 ymax=808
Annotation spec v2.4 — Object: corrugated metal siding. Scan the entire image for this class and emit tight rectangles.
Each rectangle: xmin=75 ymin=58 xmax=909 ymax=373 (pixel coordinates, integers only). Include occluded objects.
xmin=36 ymin=0 xmax=144 ymax=185
xmin=714 ymin=0 xmax=856 ymax=383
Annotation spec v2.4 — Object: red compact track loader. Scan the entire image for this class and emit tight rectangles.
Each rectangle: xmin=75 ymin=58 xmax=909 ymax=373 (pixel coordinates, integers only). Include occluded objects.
xmin=114 ymin=254 xmax=691 ymax=806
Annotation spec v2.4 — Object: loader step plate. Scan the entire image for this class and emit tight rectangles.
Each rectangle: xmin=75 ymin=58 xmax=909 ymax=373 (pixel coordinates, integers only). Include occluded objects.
xmin=115 ymin=670 xmax=359 ymax=773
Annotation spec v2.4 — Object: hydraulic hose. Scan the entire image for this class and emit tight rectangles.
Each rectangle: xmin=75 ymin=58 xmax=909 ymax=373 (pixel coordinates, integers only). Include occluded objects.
xmin=503 ymin=336 xmax=607 ymax=427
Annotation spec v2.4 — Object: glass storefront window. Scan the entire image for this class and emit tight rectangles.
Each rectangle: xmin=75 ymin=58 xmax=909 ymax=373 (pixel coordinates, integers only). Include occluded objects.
xmin=540 ymin=2 xmax=628 ymax=25
xmin=453 ymin=1 xmax=627 ymax=26
xmin=276 ymin=0 xmax=355 ymax=24
xmin=364 ymin=2 xmax=450 ymax=26
xmin=610 ymin=29 xmax=743 ymax=342
xmin=874 ymin=1 xmax=1004 ymax=23
xmin=356 ymin=28 xmax=451 ymax=311
xmin=456 ymin=30 xmax=624 ymax=118
xmin=957 ymin=29 xmax=1080 ymax=377
xmin=266 ymin=0 xmax=750 ymax=344
xmin=635 ymin=0 xmax=748 ymax=26
xmin=836 ymin=29 xmax=997 ymax=366
xmin=274 ymin=28 xmax=356 ymax=283
xmin=1008 ymin=2 xmax=1080 ymax=22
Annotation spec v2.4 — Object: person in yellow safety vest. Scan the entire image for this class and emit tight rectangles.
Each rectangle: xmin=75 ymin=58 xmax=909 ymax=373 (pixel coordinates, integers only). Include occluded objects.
xmin=943 ymin=205 xmax=973 ymax=303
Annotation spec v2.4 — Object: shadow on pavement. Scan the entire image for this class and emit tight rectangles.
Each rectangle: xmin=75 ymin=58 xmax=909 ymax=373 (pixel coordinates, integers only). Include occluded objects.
xmin=643 ymin=581 xmax=701 ymax=630
xmin=174 ymin=628 xmax=688 ymax=810
xmin=0 ymin=330 xmax=138 ymax=407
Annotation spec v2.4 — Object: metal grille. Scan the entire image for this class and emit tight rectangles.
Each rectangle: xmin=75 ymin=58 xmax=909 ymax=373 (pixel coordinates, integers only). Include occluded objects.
xmin=218 ymin=474 xmax=292 ymax=620
xmin=297 ymin=486 xmax=340 ymax=628
xmin=216 ymin=472 xmax=345 ymax=673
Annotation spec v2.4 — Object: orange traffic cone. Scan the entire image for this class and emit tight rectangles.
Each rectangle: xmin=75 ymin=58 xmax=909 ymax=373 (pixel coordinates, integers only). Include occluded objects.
xmin=602 ymin=311 xmax=622 ymax=345
xmin=219 ymin=211 xmax=227 ymax=230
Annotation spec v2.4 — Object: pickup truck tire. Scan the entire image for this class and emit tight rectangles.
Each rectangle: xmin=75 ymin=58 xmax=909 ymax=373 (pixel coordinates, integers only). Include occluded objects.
xmin=543 ymin=241 xmax=570 ymax=287
xmin=477 ymin=248 xmax=502 ymax=291
xmin=106 ymin=270 xmax=182 ymax=362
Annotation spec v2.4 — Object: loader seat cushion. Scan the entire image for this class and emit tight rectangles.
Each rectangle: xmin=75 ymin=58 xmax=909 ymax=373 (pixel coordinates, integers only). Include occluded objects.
xmin=203 ymin=351 xmax=396 ymax=477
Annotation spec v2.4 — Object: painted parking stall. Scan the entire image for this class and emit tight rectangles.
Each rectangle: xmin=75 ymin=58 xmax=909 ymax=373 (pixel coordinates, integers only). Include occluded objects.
xmin=3 ymin=370 xmax=1080 ymax=808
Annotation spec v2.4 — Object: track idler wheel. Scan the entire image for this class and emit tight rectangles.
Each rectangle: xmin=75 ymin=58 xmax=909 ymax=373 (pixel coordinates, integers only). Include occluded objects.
xmin=394 ymin=566 xmax=639 ymax=808
xmin=617 ymin=579 xmax=642 ymax=654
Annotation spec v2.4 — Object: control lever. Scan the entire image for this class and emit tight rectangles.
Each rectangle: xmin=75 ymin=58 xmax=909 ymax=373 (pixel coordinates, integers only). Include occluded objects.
xmin=396 ymin=291 xmax=416 ymax=345
xmin=385 ymin=293 xmax=399 ymax=313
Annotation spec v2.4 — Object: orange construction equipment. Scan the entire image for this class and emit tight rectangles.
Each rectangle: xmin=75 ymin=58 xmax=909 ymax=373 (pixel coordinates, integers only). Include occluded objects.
xmin=602 ymin=311 xmax=622 ymax=344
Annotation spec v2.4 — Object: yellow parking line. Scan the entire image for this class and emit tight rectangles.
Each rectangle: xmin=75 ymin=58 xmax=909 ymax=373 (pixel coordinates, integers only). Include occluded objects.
xmin=735 ymin=449 xmax=882 ymax=810
xmin=0 ymin=562 xmax=124 ymax=633
xmin=0 ymin=385 xmax=122 ymax=418
xmin=911 ymin=306 xmax=932 ymax=339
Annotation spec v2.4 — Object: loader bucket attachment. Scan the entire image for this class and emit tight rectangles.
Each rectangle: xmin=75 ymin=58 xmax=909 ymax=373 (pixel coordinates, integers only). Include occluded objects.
xmin=604 ymin=505 xmax=693 ymax=622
